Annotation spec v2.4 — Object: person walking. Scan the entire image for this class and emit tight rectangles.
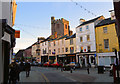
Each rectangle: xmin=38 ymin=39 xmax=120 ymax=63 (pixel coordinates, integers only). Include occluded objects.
xmin=87 ymin=63 xmax=91 ymax=74
xmin=9 ymin=62 xmax=20 ymax=84
xmin=25 ymin=60 xmax=31 ymax=77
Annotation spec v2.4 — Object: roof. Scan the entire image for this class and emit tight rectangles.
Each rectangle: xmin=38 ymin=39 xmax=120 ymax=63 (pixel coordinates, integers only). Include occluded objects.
xmin=15 ymin=49 xmax=25 ymax=57
xmin=57 ymin=35 xmax=68 ymax=40
xmin=66 ymin=33 xmax=76 ymax=40
xmin=95 ymin=18 xmax=116 ymax=27
xmin=77 ymin=16 xmax=103 ymax=28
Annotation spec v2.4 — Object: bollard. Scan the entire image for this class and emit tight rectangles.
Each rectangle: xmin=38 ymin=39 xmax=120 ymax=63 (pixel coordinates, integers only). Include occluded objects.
xmin=70 ymin=68 xmax=72 ymax=73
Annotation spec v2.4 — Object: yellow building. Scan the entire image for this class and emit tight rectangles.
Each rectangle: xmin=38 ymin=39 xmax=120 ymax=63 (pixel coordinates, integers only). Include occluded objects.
xmin=95 ymin=18 xmax=119 ymax=66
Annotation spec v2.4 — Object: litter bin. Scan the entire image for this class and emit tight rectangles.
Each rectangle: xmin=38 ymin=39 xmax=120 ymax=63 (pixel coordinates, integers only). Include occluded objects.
xmin=98 ymin=66 xmax=104 ymax=74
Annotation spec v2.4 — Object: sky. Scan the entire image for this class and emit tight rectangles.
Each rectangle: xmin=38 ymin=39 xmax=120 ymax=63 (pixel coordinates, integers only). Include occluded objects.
xmin=13 ymin=1 xmax=114 ymax=53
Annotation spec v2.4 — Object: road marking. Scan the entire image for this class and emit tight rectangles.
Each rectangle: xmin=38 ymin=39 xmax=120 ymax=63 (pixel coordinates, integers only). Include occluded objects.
xmin=35 ymin=70 xmax=50 ymax=84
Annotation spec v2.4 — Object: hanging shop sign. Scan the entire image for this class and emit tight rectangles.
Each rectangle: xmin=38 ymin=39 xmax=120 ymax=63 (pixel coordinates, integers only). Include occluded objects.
xmin=15 ymin=30 xmax=20 ymax=38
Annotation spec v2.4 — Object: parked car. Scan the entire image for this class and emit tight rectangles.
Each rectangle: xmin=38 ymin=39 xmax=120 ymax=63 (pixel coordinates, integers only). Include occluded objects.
xmin=43 ymin=62 xmax=51 ymax=67
xmin=51 ymin=62 xmax=63 ymax=67
xmin=31 ymin=62 xmax=39 ymax=66
xmin=38 ymin=62 xmax=43 ymax=67
xmin=66 ymin=62 xmax=80 ymax=70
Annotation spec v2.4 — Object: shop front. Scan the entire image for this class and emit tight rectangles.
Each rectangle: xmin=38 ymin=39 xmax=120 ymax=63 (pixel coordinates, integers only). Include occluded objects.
xmin=41 ymin=56 xmax=48 ymax=63
xmin=66 ymin=54 xmax=76 ymax=64
xmin=49 ymin=56 xmax=56 ymax=63
xmin=78 ymin=52 xmax=97 ymax=67
xmin=57 ymin=55 xmax=66 ymax=63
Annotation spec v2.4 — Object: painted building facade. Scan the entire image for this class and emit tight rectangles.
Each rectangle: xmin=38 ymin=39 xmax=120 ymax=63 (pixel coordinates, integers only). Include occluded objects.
xmin=76 ymin=16 xmax=105 ymax=67
xmin=95 ymin=17 xmax=119 ymax=66
xmin=0 ymin=0 xmax=17 ymax=83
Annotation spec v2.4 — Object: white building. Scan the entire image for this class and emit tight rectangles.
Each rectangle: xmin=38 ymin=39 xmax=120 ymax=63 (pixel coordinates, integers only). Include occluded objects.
xmin=76 ymin=16 xmax=104 ymax=67
xmin=40 ymin=38 xmax=49 ymax=63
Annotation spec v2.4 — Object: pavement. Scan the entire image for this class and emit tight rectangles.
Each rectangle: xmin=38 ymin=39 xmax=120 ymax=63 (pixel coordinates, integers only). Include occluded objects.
xmin=18 ymin=66 xmax=114 ymax=83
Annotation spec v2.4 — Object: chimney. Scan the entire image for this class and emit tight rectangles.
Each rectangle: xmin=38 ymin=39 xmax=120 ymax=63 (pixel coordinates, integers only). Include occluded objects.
xmin=38 ymin=37 xmax=45 ymax=43
xmin=109 ymin=10 xmax=116 ymax=20
xmin=51 ymin=16 xmax=55 ymax=23
xmin=79 ymin=18 xmax=85 ymax=24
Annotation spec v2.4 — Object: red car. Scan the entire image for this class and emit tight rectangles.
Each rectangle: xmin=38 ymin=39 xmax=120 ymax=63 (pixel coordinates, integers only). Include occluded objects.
xmin=43 ymin=62 xmax=51 ymax=67
xmin=51 ymin=62 xmax=63 ymax=67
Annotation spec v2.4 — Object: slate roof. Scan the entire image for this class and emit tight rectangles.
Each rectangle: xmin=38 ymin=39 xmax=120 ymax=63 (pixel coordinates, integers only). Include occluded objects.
xmin=76 ymin=16 xmax=103 ymax=28
xmin=95 ymin=18 xmax=116 ymax=27
xmin=66 ymin=33 xmax=76 ymax=40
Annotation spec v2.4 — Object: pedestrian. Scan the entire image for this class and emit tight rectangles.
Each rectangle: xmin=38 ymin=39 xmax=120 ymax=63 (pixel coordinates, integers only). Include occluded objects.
xmin=19 ymin=61 xmax=24 ymax=71
xmin=9 ymin=62 xmax=20 ymax=84
xmin=87 ymin=63 xmax=91 ymax=74
xmin=25 ymin=60 xmax=31 ymax=77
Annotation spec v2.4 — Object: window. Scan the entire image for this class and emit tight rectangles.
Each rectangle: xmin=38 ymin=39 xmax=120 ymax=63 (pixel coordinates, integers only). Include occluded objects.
xmin=87 ymin=46 xmax=90 ymax=52
xmin=54 ymin=41 xmax=55 ymax=46
xmin=58 ymin=48 xmax=60 ymax=53
xmin=49 ymin=50 xmax=51 ymax=54
xmin=49 ymin=42 xmax=51 ymax=47
xmin=70 ymin=47 xmax=74 ymax=53
xmin=66 ymin=47 xmax=68 ymax=52
xmin=45 ymin=42 xmax=46 ymax=45
xmin=86 ymin=25 xmax=89 ymax=30
xmin=62 ymin=39 xmax=64 ymax=45
xmin=80 ymin=28 xmax=82 ymax=31
xmin=37 ymin=52 xmax=40 ymax=56
xmin=37 ymin=45 xmax=40 ymax=49
xmin=62 ymin=48 xmax=64 ymax=53
xmin=70 ymin=38 xmax=73 ymax=45
xmin=80 ymin=47 xmax=83 ymax=52
xmin=57 ymin=24 xmax=59 ymax=28
xmin=87 ymin=35 xmax=90 ymax=41
xmin=58 ymin=40 xmax=59 ymax=45
xmin=80 ymin=37 xmax=83 ymax=42
xmin=65 ymin=24 xmax=67 ymax=29
xmin=54 ymin=49 xmax=56 ymax=53
xmin=104 ymin=39 xmax=109 ymax=49
xmin=103 ymin=27 xmax=107 ymax=33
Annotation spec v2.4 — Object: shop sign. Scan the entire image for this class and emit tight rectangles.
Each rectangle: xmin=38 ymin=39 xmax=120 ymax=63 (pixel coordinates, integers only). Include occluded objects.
xmin=59 ymin=55 xmax=66 ymax=57
xmin=67 ymin=54 xmax=75 ymax=56
xmin=15 ymin=30 xmax=20 ymax=38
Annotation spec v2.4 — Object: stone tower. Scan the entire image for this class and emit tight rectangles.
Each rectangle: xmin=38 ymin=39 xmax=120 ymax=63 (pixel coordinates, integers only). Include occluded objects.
xmin=51 ymin=16 xmax=70 ymax=37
